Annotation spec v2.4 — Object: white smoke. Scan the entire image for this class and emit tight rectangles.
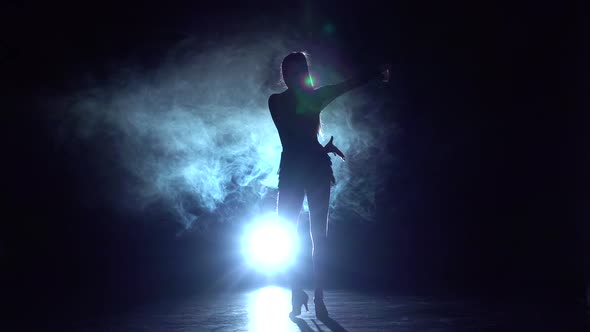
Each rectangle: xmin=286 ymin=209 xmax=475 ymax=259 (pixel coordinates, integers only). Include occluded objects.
xmin=51 ymin=28 xmax=395 ymax=229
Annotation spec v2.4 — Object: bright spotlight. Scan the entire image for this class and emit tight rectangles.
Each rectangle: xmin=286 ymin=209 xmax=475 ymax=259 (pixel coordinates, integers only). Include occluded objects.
xmin=242 ymin=214 xmax=298 ymax=274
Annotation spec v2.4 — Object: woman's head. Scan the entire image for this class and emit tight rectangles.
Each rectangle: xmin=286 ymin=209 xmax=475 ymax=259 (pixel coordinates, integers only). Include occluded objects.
xmin=281 ymin=52 xmax=313 ymax=90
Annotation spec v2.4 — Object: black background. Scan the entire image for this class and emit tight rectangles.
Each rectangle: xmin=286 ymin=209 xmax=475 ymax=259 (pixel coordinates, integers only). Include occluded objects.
xmin=2 ymin=0 xmax=588 ymax=325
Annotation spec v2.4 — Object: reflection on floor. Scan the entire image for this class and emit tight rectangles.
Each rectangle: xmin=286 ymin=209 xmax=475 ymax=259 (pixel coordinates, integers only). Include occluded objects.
xmin=73 ymin=286 xmax=589 ymax=331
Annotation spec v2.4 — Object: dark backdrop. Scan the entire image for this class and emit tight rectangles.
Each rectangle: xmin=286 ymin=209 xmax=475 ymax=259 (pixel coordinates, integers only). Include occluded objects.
xmin=2 ymin=0 xmax=587 ymax=323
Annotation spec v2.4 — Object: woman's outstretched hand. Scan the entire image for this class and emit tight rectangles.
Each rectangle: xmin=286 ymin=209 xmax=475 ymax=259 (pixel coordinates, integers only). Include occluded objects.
xmin=324 ymin=136 xmax=345 ymax=161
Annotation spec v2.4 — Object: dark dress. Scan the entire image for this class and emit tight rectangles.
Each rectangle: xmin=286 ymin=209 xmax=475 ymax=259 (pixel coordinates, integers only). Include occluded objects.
xmin=269 ymin=90 xmax=335 ymax=189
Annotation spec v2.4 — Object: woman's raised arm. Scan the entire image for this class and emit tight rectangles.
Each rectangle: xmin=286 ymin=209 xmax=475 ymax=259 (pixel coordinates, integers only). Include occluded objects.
xmin=314 ymin=65 xmax=389 ymax=111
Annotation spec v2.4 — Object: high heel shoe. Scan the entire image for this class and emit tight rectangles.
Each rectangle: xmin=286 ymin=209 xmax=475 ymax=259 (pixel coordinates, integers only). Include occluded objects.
xmin=314 ymin=298 xmax=329 ymax=320
xmin=289 ymin=290 xmax=309 ymax=318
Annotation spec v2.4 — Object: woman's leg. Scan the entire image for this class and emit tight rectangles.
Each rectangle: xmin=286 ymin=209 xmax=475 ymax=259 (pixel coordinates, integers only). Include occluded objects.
xmin=305 ymin=178 xmax=331 ymax=302
xmin=277 ymin=183 xmax=305 ymax=291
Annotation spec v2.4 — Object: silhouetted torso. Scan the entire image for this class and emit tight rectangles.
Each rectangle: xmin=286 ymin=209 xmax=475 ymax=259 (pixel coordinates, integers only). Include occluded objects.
xmin=269 ymin=89 xmax=332 ymax=183
xmin=270 ymin=90 xmax=323 ymax=152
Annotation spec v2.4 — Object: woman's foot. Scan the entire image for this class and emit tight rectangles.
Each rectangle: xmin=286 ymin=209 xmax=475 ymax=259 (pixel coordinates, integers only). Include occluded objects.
xmin=289 ymin=289 xmax=309 ymax=318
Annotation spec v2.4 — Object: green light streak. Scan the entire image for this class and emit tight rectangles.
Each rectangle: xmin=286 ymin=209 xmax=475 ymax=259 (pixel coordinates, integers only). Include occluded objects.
xmin=305 ymin=75 xmax=314 ymax=87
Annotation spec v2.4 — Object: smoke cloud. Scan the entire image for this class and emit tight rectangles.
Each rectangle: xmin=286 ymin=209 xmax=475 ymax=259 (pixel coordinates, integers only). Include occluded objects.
xmin=51 ymin=28 xmax=395 ymax=229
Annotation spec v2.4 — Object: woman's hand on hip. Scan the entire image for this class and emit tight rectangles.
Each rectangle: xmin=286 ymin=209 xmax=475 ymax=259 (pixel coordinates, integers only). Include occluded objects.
xmin=323 ymin=136 xmax=345 ymax=161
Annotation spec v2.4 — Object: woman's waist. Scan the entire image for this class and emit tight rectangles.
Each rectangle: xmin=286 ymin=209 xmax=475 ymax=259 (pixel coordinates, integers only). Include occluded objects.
xmin=281 ymin=142 xmax=325 ymax=154
xmin=280 ymin=149 xmax=327 ymax=161
xmin=280 ymin=149 xmax=331 ymax=168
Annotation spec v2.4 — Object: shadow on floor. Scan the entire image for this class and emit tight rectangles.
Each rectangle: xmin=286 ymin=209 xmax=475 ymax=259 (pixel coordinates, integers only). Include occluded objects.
xmin=290 ymin=317 xmax=314 ymax=332
xmin=316 ymin=316 xmax=348 ymax=332
xmin=291 ymin=316 xmax=349 ymax=332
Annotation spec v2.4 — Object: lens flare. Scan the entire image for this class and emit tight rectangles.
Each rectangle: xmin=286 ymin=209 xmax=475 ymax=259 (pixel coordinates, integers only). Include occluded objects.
xmin=242 ymin=214 xmax=297 ymax=274
xmin=323 ymin=23 xmax=335 ymax=35
xmin=305 ymin=74 xmax=315 ymax=87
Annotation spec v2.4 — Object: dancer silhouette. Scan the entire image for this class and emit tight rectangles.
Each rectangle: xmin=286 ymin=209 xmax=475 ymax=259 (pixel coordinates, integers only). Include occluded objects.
xmin=268 ymin=52 xmax=388 ymax=319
